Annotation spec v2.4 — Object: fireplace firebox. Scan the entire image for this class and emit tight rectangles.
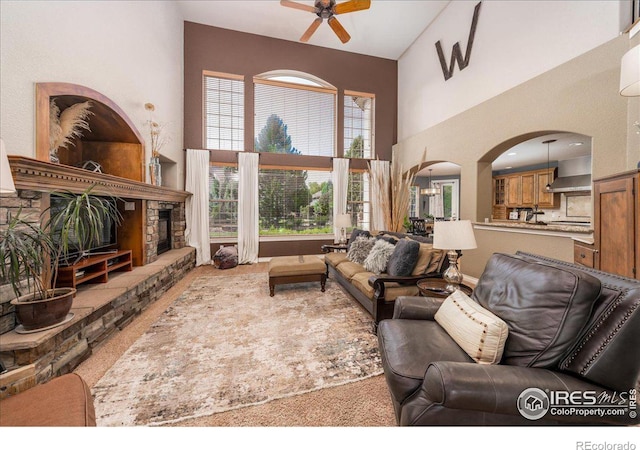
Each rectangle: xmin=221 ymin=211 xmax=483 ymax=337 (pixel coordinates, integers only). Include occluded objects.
xmin=157 ymin=209 xmax=171 ymax=255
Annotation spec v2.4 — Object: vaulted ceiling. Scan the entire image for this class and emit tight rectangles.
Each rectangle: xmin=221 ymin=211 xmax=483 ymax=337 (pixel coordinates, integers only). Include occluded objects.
xmin=177 ymin=0 xmax=450 ymax=60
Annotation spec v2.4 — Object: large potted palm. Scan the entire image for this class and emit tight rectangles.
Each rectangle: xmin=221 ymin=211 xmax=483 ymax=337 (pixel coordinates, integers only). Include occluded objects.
xmin=0 ymin=186 xmax=121 ymax=332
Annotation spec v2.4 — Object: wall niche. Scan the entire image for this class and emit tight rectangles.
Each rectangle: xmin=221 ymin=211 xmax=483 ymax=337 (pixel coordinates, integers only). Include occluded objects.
xmin=36 ymin=82 xmax=144 ymax=181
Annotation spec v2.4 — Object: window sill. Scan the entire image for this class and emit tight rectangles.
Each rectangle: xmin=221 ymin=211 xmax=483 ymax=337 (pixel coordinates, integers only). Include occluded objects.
xmin=210 ymin=234 xmax=334 ymax=244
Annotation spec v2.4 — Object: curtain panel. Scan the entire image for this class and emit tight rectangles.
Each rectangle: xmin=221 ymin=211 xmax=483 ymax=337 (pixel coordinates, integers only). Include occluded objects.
xmin=185 ymin=149 xmax=212 ymax=266
xmin=238 ymin=152 xmax=259 ymax=264
xmin=332 ymin=158 xmax=350 ymax=242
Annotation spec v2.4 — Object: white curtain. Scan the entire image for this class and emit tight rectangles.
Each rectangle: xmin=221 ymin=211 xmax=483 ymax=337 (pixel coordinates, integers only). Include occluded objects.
xmin=238 ymin=152 xmax=259 ymax=264
xmin=369 ymin=159 xmax=390 ymax=231
xmin=332 ymin=158 xmax=350 ymax=241
xmin=185 ymin=149 xmax=211 ymax=266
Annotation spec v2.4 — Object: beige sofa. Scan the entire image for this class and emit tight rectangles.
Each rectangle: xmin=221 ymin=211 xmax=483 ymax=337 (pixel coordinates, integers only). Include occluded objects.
xmin=324 ymin=230 xmax=447 ymax=326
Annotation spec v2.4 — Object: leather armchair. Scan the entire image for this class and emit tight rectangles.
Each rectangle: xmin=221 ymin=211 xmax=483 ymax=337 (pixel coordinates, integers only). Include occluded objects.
xmin=378 ymin=252 xmax=640 ymax=426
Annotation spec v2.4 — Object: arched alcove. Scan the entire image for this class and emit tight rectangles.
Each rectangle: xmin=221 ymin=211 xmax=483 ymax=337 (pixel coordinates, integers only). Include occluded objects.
xmin=36 ymin=82 xmax=145 ymax=182
xmin=480 ymin=130 xmax=593 ymax=221
xmin=413 ymin=161 xmax=462 ymax=221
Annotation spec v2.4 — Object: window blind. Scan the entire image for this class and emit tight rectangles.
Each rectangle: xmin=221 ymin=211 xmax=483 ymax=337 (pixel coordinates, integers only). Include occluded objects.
xmin=204 ymin=74 xmax=244 ymax=151
xmin=254 ymin=82 xmax=335 ymax=157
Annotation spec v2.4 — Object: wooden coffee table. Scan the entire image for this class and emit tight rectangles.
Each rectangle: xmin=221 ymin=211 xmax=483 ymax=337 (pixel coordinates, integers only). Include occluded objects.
xmin=416 ymin=278 xmax=473 ymax=298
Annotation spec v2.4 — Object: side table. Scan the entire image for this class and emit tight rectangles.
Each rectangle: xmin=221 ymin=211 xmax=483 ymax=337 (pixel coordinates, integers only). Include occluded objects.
xmin=416 ymin=278 xmax=473 ymax=298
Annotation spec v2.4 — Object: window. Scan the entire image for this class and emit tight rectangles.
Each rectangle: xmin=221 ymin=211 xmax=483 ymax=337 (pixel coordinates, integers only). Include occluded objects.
xmin=258 ymin=168 xmax=332 ymax=236
xmin=209 ymin=165 xmax=238 ymax=238
xmin=254 ymin=77 xmax=335 ymax=157
xmin=344 ymin=91 xmax=374 ymax=159
xmin=409 ymin=186 xmax=419 ymax=218
xmin=347 ymin=171 xmax=370 ymax=230
xmin=204 ymin=71 xmax=244 ymax=151
xmin=428 ymin=179 xmax=460 ymax=220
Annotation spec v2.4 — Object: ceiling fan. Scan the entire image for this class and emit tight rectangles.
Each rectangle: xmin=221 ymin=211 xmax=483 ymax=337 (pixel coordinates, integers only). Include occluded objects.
xmin=281 ymin=0 xmax=371 ymax=44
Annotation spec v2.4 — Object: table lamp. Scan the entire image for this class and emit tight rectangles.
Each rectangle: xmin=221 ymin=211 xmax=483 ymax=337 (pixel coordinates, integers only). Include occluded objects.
xmin=433 ymin=219 xmax=477 ymax=292
xmin=335 ymin=214 xmax=352 ymax=245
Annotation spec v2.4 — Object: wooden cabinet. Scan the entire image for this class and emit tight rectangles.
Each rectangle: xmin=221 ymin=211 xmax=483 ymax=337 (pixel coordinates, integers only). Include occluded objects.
xmin=493 ymin=176 xmax=506 ymax=206
xmin=499 ymin=168 xmax=558 ymax=208
xmin=574 ymin=241 xmax=597 ymax=269
xmin=492 ymin=176 xmax=507 ymax=220
xmin=536 ymin=170 xmax=559 ymax=208
xmin=505 ymin=174 xmax=523 ymax=207
xmin=55 ymin=250 xmax=133 ymax=289
xmin=593 ymin=170 xmax=638 ymax=279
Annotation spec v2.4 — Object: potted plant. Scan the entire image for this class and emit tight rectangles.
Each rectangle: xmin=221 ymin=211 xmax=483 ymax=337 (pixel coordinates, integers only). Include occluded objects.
xmin=0 ymin=186 xmax=121 ymax=331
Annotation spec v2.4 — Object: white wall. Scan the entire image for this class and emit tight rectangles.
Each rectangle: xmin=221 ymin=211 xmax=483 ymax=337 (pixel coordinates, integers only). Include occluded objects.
xmin=398 ymin=0 xmax=625 ymax=141
xmin=0 ymin=0 xmax=185 ymax=188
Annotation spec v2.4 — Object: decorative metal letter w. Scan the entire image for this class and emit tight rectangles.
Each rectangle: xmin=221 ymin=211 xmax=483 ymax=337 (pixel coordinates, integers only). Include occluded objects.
xmin=435 ymin=2 xmax=482 ymax=81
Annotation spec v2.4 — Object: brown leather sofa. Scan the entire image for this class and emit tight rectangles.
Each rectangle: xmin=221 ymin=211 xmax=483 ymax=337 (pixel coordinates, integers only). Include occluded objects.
xmin=378 ymin=252 xmax=640 ymax=426
xmin=324 ymin=230 xmax=447 ymax=325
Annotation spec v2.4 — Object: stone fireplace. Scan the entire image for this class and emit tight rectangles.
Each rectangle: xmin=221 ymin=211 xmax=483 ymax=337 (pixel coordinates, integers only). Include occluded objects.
xmin=146 ymin=202 xmax=185 ymax=262
xmin=0 ymin=83 xmax=194 ymax=394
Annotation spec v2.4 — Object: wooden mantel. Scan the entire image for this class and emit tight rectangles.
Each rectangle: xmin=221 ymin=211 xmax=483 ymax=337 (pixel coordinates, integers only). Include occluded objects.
xmin=9 ymin=156 xmax=190 ymax=202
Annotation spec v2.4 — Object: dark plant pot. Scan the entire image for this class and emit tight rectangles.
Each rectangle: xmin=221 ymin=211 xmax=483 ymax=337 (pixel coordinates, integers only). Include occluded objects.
xmin=10 ymin=288 xmax=76 ymax=331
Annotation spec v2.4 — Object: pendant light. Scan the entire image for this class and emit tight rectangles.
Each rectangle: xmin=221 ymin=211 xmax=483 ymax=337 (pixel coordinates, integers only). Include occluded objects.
xmin=542 ymin=139 xmax=556 ymax=192
xmin=420 ymin=168 xmax=440 ymax=196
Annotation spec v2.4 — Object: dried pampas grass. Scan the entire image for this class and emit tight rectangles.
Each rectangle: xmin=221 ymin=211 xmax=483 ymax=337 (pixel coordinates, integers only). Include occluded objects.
xmin=49 ymin=100 xmax=93 ymax=156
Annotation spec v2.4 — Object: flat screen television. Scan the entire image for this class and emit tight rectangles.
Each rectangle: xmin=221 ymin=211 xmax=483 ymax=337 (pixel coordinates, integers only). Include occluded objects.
xmin=50 ymin=194 xmax=118 ymax=266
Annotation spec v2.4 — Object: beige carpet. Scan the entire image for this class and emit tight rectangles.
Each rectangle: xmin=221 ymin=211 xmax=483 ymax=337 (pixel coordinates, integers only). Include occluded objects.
xmin=77 ymin=264 xmax=395 ymax=427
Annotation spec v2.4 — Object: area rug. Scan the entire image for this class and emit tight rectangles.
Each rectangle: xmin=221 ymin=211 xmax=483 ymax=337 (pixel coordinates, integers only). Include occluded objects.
xmin=92 ymin=273 xmax=382 ymax=426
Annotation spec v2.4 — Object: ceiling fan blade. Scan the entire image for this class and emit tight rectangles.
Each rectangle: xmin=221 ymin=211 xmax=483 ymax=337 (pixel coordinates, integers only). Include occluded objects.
xmin=301 ymin=18 xmax=322 ymax=42
xmin=280 ymin=0 xmax=317 ymax=13
xmin=334 ymin=0 xmax=371 ymax=15
xmin=327 ymin=16 xmax=351 ymax=43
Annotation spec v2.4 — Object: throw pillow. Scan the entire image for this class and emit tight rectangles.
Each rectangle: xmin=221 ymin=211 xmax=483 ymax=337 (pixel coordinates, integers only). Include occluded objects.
xmin=347 ymin=236 xmax=376 ymax=265
xmin=472 ymin=253 xmax=601 ymax=368
xmin=386 ymin=238 xmax=420 ymax=277
xmin=363 ymin=240 xmax=396 ymax=274
xmin=377 ymin=234 xmax=399 ymax=245
xmin=411 ymin=242 xmax=437 ymax=275
xmin=347 ymin=228 xmax=371 ymax=251
xmin=435 ymin=290 xmax=509 ymax=364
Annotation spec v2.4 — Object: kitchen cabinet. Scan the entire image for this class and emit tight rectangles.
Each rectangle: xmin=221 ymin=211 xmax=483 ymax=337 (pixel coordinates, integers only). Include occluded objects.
xmin=505 ymin=174 xmax=524 ymax=207
xmin=574 ymin=241 xmax=597 ymax=269
xmin=536 ymin=170 xmax=559 ymax=208
xmin=492 ymin=176 xmax=507 ymax=219
xmin=501 ymin=168 xmax=558 ymax=208
xmin=593 ymin=170 xmax=638 ymax=279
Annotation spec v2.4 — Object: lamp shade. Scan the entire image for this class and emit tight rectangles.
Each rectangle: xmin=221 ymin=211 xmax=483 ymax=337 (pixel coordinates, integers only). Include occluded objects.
xmin=620 ymin=45 xmax=640 ymax=97
xmin=433 ymin=220 xmax=477 ymax=250
xmin=335 ymin=213 xmax=352 ymax=228
xmin=0 ymin=139 xmax=16 ymax=194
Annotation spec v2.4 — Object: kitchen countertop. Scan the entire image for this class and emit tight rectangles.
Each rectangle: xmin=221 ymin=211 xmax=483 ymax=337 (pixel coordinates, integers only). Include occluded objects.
xmin=474 ymin=221 xmax=594 ymax=234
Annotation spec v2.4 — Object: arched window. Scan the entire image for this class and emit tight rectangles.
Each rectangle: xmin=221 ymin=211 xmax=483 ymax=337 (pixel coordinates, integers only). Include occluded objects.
xmin=254 ymin=70 xmax=336 ymax=158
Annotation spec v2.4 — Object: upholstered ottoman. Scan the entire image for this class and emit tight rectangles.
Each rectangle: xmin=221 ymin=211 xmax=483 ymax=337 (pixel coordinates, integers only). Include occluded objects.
xmin=0 ymin=373 xmax=96 ymax=426
xmin=268 ymin=255 xmax=327 ymax=296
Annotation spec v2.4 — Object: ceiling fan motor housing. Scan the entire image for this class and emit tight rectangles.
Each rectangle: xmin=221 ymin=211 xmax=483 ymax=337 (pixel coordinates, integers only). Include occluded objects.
xmin=316 ymin=0 xmax=335 ymax=19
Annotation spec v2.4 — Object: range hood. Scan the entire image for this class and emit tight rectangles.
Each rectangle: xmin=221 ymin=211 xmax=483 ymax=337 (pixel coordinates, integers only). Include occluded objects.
xmin=548 ymin=155 xmax=592 ymax=193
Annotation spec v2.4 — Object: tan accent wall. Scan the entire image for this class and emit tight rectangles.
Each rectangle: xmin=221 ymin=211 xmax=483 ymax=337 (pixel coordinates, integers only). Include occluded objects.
xmin=395 ymin=35 xmax=638 ymax=275
xmin=463 ymin=229 xmax=575 ymax=279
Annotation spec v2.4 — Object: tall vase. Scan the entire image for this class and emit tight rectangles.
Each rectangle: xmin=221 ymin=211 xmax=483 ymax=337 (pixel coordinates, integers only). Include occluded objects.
xmin=149 ymin=156 xmax=161 ymax=186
